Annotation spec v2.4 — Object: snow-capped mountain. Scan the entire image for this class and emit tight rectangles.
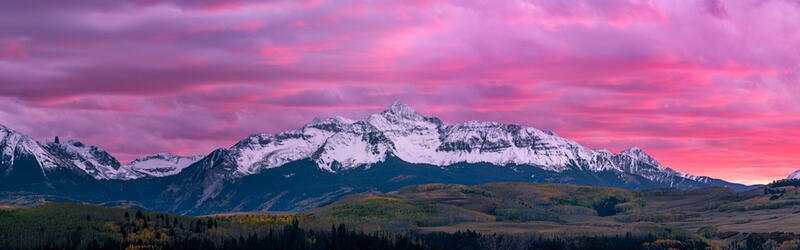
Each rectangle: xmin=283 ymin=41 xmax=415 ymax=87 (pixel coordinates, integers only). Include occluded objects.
xmin=125 ymin=153 xmax=204 ymax=177
xmin=39 ymin=139 xmax=203 ymax=180
xmin=225 ymin=101 xmax=703 ymax=184
xmin=0 ymin=102 xmax=707 ymax=183
xmin=1 ymin=124 xmax=201 ymax=181
xmin=0 ymin=125 xmax=112 ymax=202
xmin=0 ymin=102 xmax=754 ymax=214
xmin=41 ymin=139 xmax=137 ymax=180
xmin=40 ymin=139 xmax=203 ymax=180
xmin=0 ymin=124 xmax=61 ymax=174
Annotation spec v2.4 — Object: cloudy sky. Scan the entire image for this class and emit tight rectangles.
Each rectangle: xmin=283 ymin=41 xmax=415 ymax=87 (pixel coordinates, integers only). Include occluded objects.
xmin=1 ymin=0 xmax=798 ymax=184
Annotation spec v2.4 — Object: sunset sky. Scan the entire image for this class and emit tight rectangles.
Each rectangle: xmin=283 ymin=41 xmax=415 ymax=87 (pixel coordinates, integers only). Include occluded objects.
xmin=0 ymin=0 xmax=798 ymax=184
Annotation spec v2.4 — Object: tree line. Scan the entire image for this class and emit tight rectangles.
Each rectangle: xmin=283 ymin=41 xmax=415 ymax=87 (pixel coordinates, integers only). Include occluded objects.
xmin=0 ymin=203 xmax=713 ymax=249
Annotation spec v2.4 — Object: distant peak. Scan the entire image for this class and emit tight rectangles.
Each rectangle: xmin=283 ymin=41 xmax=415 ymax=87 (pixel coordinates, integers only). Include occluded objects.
xmin=386 ymin=101 xmax=415 ymax=113
xmin=381 ymin=101 xmax=423 ymax=121
xmin=618 ymin=147 xmax=661 ymax=167
xmin=128 ymin=152 xmax=202 ymax=164
xmin=142 ymin=152 xmax=181 ymax=159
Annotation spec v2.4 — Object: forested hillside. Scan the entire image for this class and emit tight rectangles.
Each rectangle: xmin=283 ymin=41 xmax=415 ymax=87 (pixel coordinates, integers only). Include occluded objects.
xmin=6 ymin=181 xmax=800 ymax=249
xmin=0 ymin=202 xmax=717 ymax=249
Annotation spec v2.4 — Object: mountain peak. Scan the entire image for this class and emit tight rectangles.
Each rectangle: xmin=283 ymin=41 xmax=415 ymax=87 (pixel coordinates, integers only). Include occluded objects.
xmin=386 ymin=101 xmax=415 ymax=112
xmin=619 ymin=147 xmax=661 ymax=167
xmin=0 ymin=123 xmax=60 ymax=170
xmin=381 ymin=101 xmax=423 ymax=121
xmin=132 ymin=152 xmax=178 ymax=161
xmin=125 ymin=152 xmax=203 ymax=178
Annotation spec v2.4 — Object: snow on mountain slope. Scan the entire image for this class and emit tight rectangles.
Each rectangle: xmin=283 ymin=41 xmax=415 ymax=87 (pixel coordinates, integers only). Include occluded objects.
xmin=41 ymin=140 xmax=139 ymax=180
xmin=0 ymin=124 xmax=60 ymax=174
xmin=44 ymin=141 xmax=204 ymax=180
xmin=229 ymin=115 xmax=391 ymax=176
xmin=1 ymin=124 xmax=136 ymax=180
xmin=788 ymin=169 xmax=800 ymax=180
xmin=125 ymin=153 xmax=203 ymax=177
xmin=0 ymin=124 xmax=202 ymax=180
xmin=0 ymin=101 xmax=706 ymax=184
xmin=226 ymin=101 xmax=702 ymax=183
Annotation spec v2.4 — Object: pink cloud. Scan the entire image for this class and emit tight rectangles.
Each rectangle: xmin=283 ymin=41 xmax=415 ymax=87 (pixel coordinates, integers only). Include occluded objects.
xmin=290 ymin=20 xmax=306 ymax=27
xmin=0 ymin=40 xmax=27 ymax=60
xmin=230 ymin=20 xmax=266 ymax=31
xmin=258 ymin=42 xmax=337 ymax=65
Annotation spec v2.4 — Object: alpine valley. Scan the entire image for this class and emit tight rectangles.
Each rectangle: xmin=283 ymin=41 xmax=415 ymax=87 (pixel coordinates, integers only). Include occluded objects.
xmin=0 ymin=102 xmax=752 ymax=215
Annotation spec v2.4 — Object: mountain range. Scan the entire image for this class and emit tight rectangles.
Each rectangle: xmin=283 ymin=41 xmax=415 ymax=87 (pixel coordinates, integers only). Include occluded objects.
xmin=0 ymin=101 xmax=753 ymax=215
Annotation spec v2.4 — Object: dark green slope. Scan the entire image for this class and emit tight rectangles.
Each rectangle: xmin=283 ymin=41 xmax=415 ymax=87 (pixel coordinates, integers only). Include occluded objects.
xmin=142 ymin=155 xmax=751 ymax=215
xmin=1 ymin=150 xmax=752 ymax=215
